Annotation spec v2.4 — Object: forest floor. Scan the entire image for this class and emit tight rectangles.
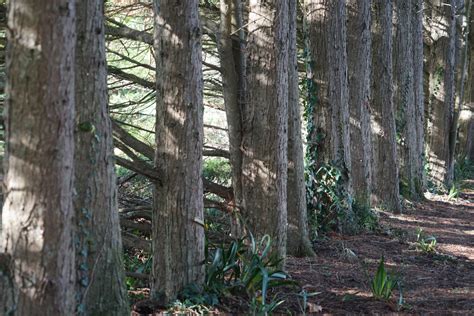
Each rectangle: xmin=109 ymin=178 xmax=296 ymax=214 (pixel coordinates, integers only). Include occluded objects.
xmin=129 ymin=181 xmax=473 ymax=315
xmin=286 ymin=180 xmax=474 ymax=314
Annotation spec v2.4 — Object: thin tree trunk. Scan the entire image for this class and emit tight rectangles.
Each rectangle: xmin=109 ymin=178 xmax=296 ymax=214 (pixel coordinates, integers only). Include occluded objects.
xmin=287 ymin=0 xmax=314 ymax=257
xmin=217 ymin=0 xmax=245 ymax=237
xmin=74 ymin=0 xmax=129 ymax=314
xmin=1 ymin=0 xmax=76 ymax=314
xmin=413 ymin=0 xmax=426 ymax=194
xmin=348 ymin=0 xmax=373 ymax=208
xmin=242 ymin=0 xmax=289 ymax=259
xmin=328 ymin=0 xmax=355 ymax=232
xmin=448 ymin=0 xmax=472 ymax=180
xmin=371 ymin=0 xmax=402 ymax=213
xmin=152 ymin=0 xmax=205 ymax=303
xmin=304 ymin=0 xmax=331 ymax=170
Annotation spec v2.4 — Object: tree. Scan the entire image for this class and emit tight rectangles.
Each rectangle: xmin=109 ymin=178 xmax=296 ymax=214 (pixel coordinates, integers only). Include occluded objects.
xmin=152 ymin=0 xmax=205 ymax=303
xmin=241 ymin=0 xmax=289 ymax=258
xmin=1 ymin=0 xmax=76 ymax=314
xmin=347 ymin=0 xmax=373 ymax=208
xmin=287 ymin=0 xmax=314 ymax=257
xmin=426 ymin=0 xmax=458 ymax=189
xmin=74 ymin=0 xmax=129 ymax=314
xmin=328 ymin=0 xmax=354 ymax=231
xmin=217 ymin=0 xmax=245 ymax=235
xmin=393 ymin=0 xmax=424 ymax=199
xmin=371 ymin=0 xmax=402 ymax=213
xmin=304 ymin=0 xmax=332 ymax=171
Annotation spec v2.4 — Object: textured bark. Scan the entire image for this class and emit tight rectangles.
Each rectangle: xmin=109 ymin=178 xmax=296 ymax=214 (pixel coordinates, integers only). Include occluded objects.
xmin=393 ymin=0 xmax=423 ymax=199
xmin=426 ymin=0 xmax=458 ymax=189
xmin=1 ymin=0 xmax=76 ymax=314
xmin=371 ymin=0 xmax=402 ymax=213
xmin=74 ymin=0 xmax=129 ymax=314
xmin=287 ymin=0 xmax=314 ymax=257
xmin=348 ymin=0 xmax=373 ymax=208
xmin=304 ymin=0 xmax=331 ymax=168
xmin=449 ymin=0 xmax=472 ymax=175
xmin=328 ymin=0 xmax=354 ymax=231
xmin=413 ymin=0 xmax=426 ymax=194
xmin=217 ymin=0 xmax=245 ymax=236
xmin=152 ymin=0 xmax=205 ymax=303
xmin=242 ymin=0 xmax=289 ymax=259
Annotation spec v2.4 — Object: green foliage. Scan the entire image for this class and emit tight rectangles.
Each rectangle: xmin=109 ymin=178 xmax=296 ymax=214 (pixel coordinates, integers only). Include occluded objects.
xmin=306 ymin=163 xmax=351 ymax=234
xmin=123 ymin=252 xmax=151 ymax=290
xmin=353 ymin=202 xmax=379 ymax=232
xmin=177 ymin=234 xmax=296 ymax=314
xmin=415 ymin=228 xmax=437 ymax=253
xmin=371 ymin=256 xmax=398 ymax=301
xmin=203 ymin=158 xmax=232 ymax=186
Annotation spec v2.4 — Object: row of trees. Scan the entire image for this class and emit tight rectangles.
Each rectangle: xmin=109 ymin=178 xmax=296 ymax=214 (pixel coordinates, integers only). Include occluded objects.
xmin=0 ymin=0 xmax=472 ymax=314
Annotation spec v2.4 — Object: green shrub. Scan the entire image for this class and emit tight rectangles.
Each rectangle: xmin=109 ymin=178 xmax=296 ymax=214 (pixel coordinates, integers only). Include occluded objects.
xmin=371 ymin=256 xmax=398 ymax=301
xmin=177 ymin=234 xmax=296 ymax=314
xmin=415 ymin=228 xmax=437 ymax=253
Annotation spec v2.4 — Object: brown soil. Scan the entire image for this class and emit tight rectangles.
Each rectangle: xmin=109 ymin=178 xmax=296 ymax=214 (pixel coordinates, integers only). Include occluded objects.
xmin=286 ymin=184 xmax=474 ymax=314
xmin=131 ymin=183 xmax=474 ymax=315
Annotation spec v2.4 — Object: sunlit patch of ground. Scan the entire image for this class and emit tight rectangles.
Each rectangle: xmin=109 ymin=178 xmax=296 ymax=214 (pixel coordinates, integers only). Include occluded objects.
xmin=286 ymin=187 xmax=474 ymax=314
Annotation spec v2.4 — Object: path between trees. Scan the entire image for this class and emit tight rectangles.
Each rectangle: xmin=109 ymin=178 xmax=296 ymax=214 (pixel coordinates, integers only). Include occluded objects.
xmin=287 ymin=182 xmax=474 ymax=314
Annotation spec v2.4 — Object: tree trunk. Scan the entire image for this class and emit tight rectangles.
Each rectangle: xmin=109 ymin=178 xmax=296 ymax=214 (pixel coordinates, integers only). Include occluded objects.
xmin=426 ymin=0 xmax=458 ymax=189
xmin=371 ymin=0 xmax=402 ymax=213
xmin=328 ymin=0 xmax=355 ymax=232
xmin=449 ymin=0 xmax=472 ymax=176
xmin=347 ymin=0 xmax=373 ymax=208
xmin=304 ymin=0 xmax=331 ymax=170
xmin=74 ymin=0 xmax=129 ymax=314
xmin=413 ymin=0 xmax=426 ymax=194
xmin=1 ymin=0 xmax=76 ymax=314
xmin=242 ymin=0 xmax=289 ymax=259
xmin=152 ymin=0 xmax=205 ymax=303
xmin=217 ymin=0 xmax=245 ymax=236
xmin=393 ymin=0 xmax=424 ymax=199
xmin=287 ymin=0 xmax=314 ymax=257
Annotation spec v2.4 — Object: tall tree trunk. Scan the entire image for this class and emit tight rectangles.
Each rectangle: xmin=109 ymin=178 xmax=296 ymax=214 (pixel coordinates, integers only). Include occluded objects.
xmin=287 ymin=0 xmax=314 ymax=257
xmin=74 ymin=0 xmax=129 ymax=314
xmin=328 ymin=0 xmax=354 ymax=232
xmin=304 ymin=0 xmax=331 ymax=170
xmin=371 ymin=0 xmax=402 ymax=213
xmin=152 ymin=0 xmax=205 ymax=303
xmin=217 ymin=0 xmax=245 ymax=236
xmin=449 ymin=0 xmax=472 ymax=177
xmin=347 ymin=0 xmax=373 ymax=208
xmin=1 ymin=0 xmax=76 ymax=314
xmin=413 ymin=0 xmax=426 ymax=194
xmin=426 ymin=0 xmax=458 ymax=189
xmin=393 ymin=0 xmax=424 ymax=199
xmin=242 ymin=0 xmax=289 ymax=259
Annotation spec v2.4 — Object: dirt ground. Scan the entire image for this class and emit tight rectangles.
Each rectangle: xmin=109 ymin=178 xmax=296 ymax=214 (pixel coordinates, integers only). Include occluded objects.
xmin=286 ymin=181 xmax=474 ymax=314
xmin=131 ymin=182 xmax=474 ymax=315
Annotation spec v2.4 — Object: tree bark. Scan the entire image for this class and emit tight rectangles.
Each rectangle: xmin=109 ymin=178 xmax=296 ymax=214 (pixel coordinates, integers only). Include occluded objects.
xmin=287 ymin=0 xmax=314 ymax=257
xmin=1 ymin=0 xmax=76 ymax=314
xmin=328 ymin=0 xmax=355 ymax=232
xmin=413 ymin=0 xmax=426 ymax=194
xmin=304 ymin=0 xmax=331 ymax=169
xmin=217 ymin=0 xmax=245 ymax=236
xmin=393 ymin=0 xmax=424 ymax=199
xmin=348 ymin=0 xmax=373 ymax=208
xmin=242 ymin=0 xmax=289 ymax=259
xmin=371 ymin=0 xmax=402 ymax=213
xmin=426 ymin=0 xmax=458 ymax=189
xmin=74 ymin=0 xmax=129 ymax=314
xmin=152 ymin=0 xmax=205 ymax=303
